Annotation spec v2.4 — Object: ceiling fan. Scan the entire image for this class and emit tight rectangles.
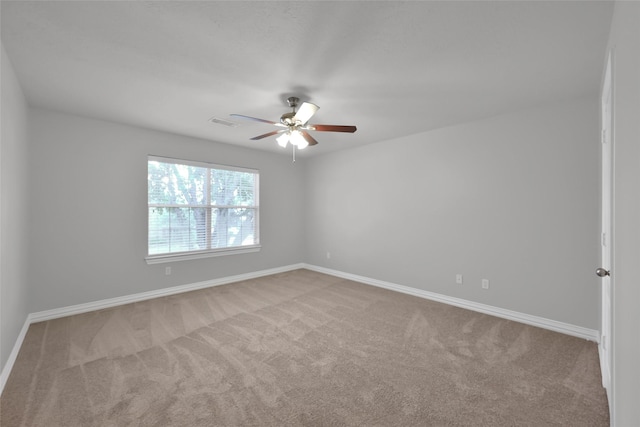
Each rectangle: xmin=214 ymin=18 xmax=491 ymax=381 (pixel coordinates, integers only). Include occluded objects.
xmin=230 ymin=97 xmax=357 ymax=150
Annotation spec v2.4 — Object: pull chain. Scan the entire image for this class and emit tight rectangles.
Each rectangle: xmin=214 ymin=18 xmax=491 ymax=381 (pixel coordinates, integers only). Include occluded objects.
xmin=292 ymin=143 xmax=296 ymax=162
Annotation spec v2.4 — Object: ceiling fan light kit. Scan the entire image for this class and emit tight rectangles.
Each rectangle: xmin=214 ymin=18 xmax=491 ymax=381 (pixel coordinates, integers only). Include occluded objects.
xmin=230 ymin=96 xmax=357 ymax=158
xmin=277 ymin=129 xmax=308 ymax=149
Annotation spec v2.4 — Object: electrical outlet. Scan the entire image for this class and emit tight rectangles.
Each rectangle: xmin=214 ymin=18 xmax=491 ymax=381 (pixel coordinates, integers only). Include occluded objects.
xmin=456 ymin=274 xmax=463 ymax=284
xmin=165 ymin=266 xmax=172 ymax=276
xmin=326 ymin=252 xmax=331 ymax=259
xmin=482 ymin=279 xmax=489 ymax=290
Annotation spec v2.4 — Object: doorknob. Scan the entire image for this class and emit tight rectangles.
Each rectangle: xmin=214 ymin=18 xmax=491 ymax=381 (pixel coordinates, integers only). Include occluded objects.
xmin=596 ymin=268 xmax=610 ymax=277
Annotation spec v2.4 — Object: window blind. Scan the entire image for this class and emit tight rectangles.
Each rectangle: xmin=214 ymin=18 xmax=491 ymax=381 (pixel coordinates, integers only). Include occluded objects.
xmin=147 ymin=156 xmax=259 ymax=259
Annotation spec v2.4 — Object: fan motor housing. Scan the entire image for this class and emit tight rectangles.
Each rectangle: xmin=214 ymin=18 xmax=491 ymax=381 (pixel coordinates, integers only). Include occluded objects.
xmin=280 ymin=112 xmax=296 ymax=126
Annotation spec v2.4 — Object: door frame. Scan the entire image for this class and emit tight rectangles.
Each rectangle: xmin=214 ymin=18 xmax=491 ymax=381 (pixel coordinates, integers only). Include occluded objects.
xmin=599 ymin=48 xmax=614 ymax=404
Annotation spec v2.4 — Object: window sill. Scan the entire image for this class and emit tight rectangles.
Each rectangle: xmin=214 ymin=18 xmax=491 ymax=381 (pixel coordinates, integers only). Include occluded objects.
xmin=145 ymin=245 xmax=261 ymax=264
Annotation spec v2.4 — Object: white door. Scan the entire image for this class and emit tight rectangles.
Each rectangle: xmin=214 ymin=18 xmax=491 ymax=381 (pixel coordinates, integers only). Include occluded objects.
xmin=598 ymin=49 xmax=613 ymax=397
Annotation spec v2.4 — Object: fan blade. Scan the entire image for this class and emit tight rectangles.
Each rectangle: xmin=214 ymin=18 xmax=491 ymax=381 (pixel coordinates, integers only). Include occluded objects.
xmin=230 ymin=114 xmax=279 ymax=126
xmin=311 ymin=124 xmax=357 ymax=133
xmin=250 ymin=130 xmax=285 ymax=140
xmin=301 ymin=130 xmax=319 ymax=146
xmin=293 ymin=102 xmax=319 ymax=125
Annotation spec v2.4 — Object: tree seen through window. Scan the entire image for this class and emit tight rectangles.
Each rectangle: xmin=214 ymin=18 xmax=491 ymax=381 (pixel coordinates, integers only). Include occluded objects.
xmin=148 ymin=157 xmax=259 ymax=256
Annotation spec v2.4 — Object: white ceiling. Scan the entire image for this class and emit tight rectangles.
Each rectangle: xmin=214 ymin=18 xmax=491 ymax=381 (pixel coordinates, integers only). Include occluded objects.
xmin=1 ymin=1 xmax=614 ymax=157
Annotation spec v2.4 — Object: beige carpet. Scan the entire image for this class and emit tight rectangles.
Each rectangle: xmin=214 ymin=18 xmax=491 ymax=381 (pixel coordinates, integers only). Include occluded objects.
xmin=1 ymin=269 xmax=609 ymax=426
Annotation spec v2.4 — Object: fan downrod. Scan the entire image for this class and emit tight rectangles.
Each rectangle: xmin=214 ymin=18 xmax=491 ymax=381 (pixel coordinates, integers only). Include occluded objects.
xmin=286 ymin=97 xmax=300 ymax=110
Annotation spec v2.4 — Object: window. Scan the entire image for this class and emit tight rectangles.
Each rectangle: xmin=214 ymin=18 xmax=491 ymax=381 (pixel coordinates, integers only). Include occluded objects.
xmin=146 ymin=156 xmax=259 ymax=264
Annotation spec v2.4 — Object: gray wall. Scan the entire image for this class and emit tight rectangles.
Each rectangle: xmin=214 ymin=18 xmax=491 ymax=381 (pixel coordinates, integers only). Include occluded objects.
xmin=607 ymin=2 xmax=640 ymax=424
xmin=27 ymin=108 xmax=306 ymax=312
xmin=305 ymin=97 xmax=600 ymax=329
xmin=0 ymin=45 xmax=30 ymax=370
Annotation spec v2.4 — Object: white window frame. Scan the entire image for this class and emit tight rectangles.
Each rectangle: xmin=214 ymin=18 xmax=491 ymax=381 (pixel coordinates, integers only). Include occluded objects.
xmin=145 ymin=155 xmax=260 ymax=264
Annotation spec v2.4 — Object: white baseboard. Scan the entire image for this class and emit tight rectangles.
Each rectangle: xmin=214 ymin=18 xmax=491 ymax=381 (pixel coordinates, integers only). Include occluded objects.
xmin=1 ymin=262 xmax=600 ymax=397
xmin=29 ymin=263 xmax=306 ymax=323
xmin=302 ymin=264 xmax=600 ymax=342
xmin=0 ymin=316 xmax=30 ymax=396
